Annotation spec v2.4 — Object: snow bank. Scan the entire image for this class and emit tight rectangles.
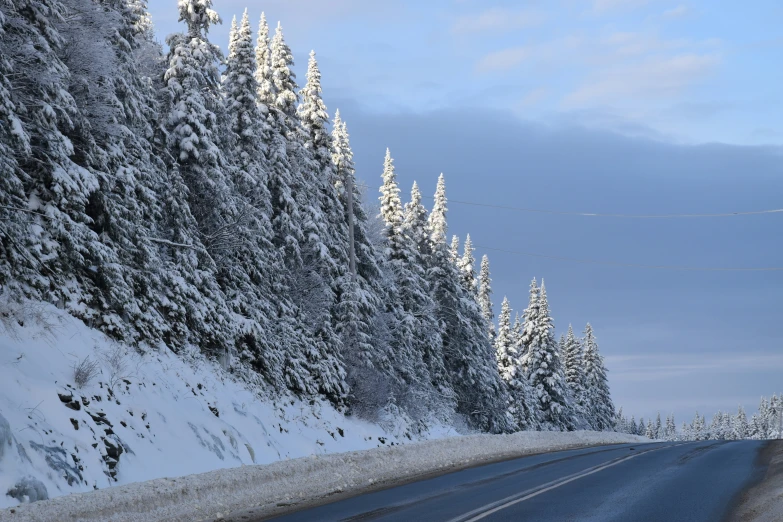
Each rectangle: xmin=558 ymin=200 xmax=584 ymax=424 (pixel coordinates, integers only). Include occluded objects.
xmin=0 ymin=302 xmax=449 ymax=513
xmin=1 ymin=430 xmax=646 ymax=522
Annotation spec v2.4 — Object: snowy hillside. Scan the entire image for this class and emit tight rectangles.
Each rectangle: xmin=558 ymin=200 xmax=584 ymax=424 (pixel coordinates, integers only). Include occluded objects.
xmin=0 ymin=302 xmax=451 ymax=509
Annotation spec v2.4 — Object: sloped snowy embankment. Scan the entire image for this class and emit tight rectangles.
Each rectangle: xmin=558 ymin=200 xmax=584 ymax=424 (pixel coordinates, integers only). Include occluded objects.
xmin=0 ymin=302 xmax=646 ymax=521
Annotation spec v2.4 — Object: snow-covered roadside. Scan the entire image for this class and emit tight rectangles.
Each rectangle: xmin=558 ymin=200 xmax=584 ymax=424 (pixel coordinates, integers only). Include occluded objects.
xmin=2 ymin=430 xmax=647 ymax=522
xmin=0 ymin=301 xmax=451 ymax=512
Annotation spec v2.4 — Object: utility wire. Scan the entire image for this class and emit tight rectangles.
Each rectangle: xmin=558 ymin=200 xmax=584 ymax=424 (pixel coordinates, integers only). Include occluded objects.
xmin=354 ymin=183 xmax=783 ymax=219
xmin=474 ymin=245 xmax=783 ymax=272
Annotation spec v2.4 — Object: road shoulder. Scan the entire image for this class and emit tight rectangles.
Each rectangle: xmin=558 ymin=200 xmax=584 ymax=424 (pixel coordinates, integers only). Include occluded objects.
xmin=729 ymin=440 xmax=783 ymax=522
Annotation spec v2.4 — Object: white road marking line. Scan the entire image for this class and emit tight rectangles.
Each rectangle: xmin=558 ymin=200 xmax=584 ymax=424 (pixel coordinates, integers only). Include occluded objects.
xmin=447 ymin=442 xmax=691 ymax=522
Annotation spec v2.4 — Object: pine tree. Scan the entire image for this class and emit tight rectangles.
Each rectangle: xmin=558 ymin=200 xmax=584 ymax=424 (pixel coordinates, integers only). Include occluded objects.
xmin=427 ymin=174 xmax=511 ymax=433
xmin=449 ymin=235 xmax=460 ymax=265
xmin=518 ymin=278 xmax=540 ymax=372
xmin=582 ymin=323 xmax=615 ymax=431
xmin=645 ymin=419 xmax=655 ymax=439
xmin=629 ymin=416 xmax=637 ymax=435
xmin=654 ymin=412 xmax=662 ymax=439
xmin=458 ymin=234 xmax=477 ymax=294
xmin=160 ymin=0 xmax=241 ymax=355
xmin=666 ymin=413 xmax=676 ymax=440
xmin=477 ymin=255 xmax=496 ymax=342
xmin=377 ymin=149 xmax=443 ymax=410
xmin=401 ymin=181 xmax=449 ymax=400
xmin=526 ymin=281 xmax=571 ymax=430
xmin=330 ymin=110 xmax=389 ymax=404
xmin=563 ymin=325 xmax=587 ymax=425
xmin=495 ymin=298 xmax=515 ymax=379
xmin=221 ymin=8 xmax=288 ymax=383
xmin=0 ymin=0 xmax=108 ymax=320
xmin=734 ymin=406 xmax=749 ymax=439
xmin=253 ymin=12 xmax=273 ymax=106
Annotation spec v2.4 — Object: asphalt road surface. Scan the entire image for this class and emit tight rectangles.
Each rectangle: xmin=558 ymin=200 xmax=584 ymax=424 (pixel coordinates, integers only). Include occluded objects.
xmin=263 ymin=440 xmax=769 ymax=522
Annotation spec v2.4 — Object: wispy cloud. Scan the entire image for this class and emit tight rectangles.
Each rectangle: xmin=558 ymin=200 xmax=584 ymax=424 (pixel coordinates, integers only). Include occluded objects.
xmin=606 ymin=352 xmax=783 ymax=382
xmin=475 ymin=36 xmax=582 ymax=73
xmin=592 ymin=0 xmax=651 ymax=12
xmin=663 ymin=4 xmax=689 ymax=19
xmin=452 ymin=7 xmax=546 ymax=33
xmin=475 ymin=46 xmax=532 ymax=73
xmin=563 ymin=53 xmax=720 ymax=106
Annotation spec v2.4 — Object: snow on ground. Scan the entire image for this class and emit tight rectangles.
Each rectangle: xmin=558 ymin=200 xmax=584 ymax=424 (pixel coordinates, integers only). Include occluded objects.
xmin=0 ymin=302 xmax=646 ymax=522
xmin=0 ymin=301 xmax=451 ymax=512
xmin=2 ymin=429 xmax=647 ymax=522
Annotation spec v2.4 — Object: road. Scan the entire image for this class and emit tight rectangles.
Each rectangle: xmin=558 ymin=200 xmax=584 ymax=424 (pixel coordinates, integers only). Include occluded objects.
xmin=262 ymin=440 xmax=769 ymax=522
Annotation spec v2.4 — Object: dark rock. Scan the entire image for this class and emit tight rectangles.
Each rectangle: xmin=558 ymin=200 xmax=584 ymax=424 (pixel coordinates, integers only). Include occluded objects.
xmin=88 ymin=412 xmax=111 ymax=427
xmin=64 ymin=401 xmax=81 ymax=411
xmin=208 ymin=405 xmax=219 ymax=418
xmin=104 ymin=438 xmax=123 ymax=460
xmin=70 ymin=419 xmax=78 ymax=430
xmin=57 ymin=393 xmax=73 ymax=404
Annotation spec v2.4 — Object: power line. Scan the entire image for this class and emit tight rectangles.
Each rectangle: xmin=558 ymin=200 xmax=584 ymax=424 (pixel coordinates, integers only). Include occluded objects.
xmin=474 ymin=244 xmax=783 ymax=272
xmin=354 ymin=183 xmax=783 ymax=219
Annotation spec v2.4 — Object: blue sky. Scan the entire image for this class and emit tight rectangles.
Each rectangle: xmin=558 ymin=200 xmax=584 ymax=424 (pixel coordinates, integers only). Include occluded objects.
xmin=150 ymin=0 xmax=783 ymax=425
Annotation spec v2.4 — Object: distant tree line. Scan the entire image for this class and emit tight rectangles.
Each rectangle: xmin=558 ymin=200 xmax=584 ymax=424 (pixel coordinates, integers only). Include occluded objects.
xmin=615 ymin=395 xmax=783 ymax=441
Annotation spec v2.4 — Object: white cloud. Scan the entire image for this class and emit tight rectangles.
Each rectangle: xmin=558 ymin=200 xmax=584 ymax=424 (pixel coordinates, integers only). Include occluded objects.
xmin=452 ymin=7 xmax=546 ymax=33
xmin=475 ymin=46 xmax=532 ymax=73
xmin=663 ymin=4 xmax=689 ymax=18
xmin=475 ymin=36 xmax=583 ymax=73
xmin=592 ymin=0 xmax=650 ymax=12
xmin=606 ymin=352 xmax=783 ymax=382
xmin=563 ymin=53 xmax=720 ymax=106
xmin=520 ymin=87 xmax=549 ymax=106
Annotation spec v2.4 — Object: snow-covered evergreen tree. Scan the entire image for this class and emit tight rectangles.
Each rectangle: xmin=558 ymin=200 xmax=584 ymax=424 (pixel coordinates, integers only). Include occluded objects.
xmin=449 ymin=235 xmax=460 ymax=265
xmin=427 ymin=174 xmax=511 ymax=433
xmin=526 ymin=281 xmax=571 ymax=430
xmin=734 ymin=406 xmax=749 ymax=439
xmin=377 ymin=150 xmax=447 ymax=414
xmin=253 ymin=12 xmax=273 ymax=106
xmin=563 ymin=325 xmax=586 ymax=419
xmin=477 ymin=255 xmax=495 ymax=342
xmin=582 ymin=323 xmax=615 ymax=431
xmin=458 ymin=234 xmax=477 ymax=294
xmin=665 ymin=413 xmax=676 ymax=440
xmin=330 ymin=110 xmax=390 ymax=412
xmin=645 ymin=419 xmax=655 ymax=439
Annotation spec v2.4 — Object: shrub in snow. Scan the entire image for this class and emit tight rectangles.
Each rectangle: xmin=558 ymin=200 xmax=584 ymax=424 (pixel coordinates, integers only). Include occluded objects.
xmin=6 ymin=477 xmax=48 ymax=504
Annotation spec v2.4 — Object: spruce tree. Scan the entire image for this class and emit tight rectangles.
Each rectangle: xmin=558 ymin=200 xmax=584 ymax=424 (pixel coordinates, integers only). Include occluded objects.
xmin=449 ymin=235 xmax=460 ymax=265
xmin=478 ymin=255 xmax=496 ymax=342
xmin=330 ymin=110 xmax=390 ymax=407
xmin=526 ymin=281 xmax=571 ymax=430
xmin=734 ymin=406 xmax=749 ymax=439
xmin=378 ymin=149 xmax=443 ymax=410
xmin=427 ymin=174 xmax=511 ymax=433
xmin=666 ymin=413 xmax=676 ymax=440
xmin=458 ymin=234 xmax=477 ymax=294
xmin=220 ymin=8 xmax=288 ymax=383
xmin=582 ymin=323 xmax=615 ymax=431
xmin=563 ymin=325 xmax=586 ymax=422
xmin=254 ymin=12 xmax=273 ymax=106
